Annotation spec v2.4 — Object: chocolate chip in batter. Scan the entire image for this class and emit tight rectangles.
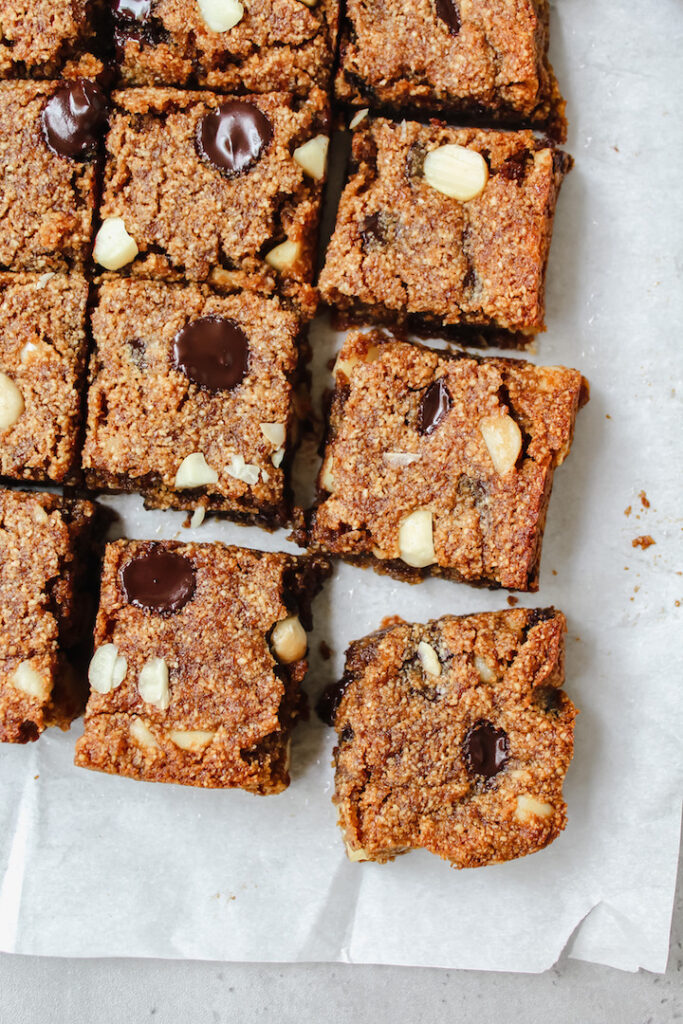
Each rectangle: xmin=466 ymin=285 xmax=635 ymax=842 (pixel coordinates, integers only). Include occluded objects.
xmin=316 ymin=677 xmax=350 ymax=726
xmin=435 ymin=0 xmax=461 ymax=35
xmin=418 ymin=378 xmax=452 ymax=435
xmin=463 ymin=720 xmax=509 ymax=778
xmin=41 ymin=80 xmax=108 ymax=159
xmin=197 ymin=101 xmax=273 ymax=177
xmin=111 ymin=0 xmax=151 ymax=21
xmin=173 ymin=316 xmax=249 ymax=391
xmin=121 ymin=547 xmax=196 ymax=614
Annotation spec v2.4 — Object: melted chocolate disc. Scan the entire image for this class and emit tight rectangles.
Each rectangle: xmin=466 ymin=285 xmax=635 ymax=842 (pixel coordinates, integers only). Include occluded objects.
xmin=121 ymin=548 xmax=196 ymax=614
xmin=463 ymin=721 xmax=509 ymax=779
xmin=112 ymin=0 xmax=151 ymax=19
xmin=418 ymin=379 xmax=452 ymax=435
xmin=197 ymin=101 xmax=273 ymax=177
xmin=41 ymin=80 xmax=108 ymax=159
xmin=435 ymin=0 xmax=461 ymax=34
xmin=173 ymin=316 xmax=249 ymax=391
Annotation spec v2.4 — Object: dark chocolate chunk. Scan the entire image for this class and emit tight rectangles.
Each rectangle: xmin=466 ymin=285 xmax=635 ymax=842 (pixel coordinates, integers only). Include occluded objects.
xmin=418 ymin=379 xmax=452 ymax=435
xmin=127 ymin=337 xmax=147 ymax=370
xmin=173 ymin=317 xmax=249 ymax=391
xmin=121 ymin=547 xmax=196 ymax=614
xmin=197 ymin=101 xmax=273 ymax=177
xmin=435 ymin=0 xmax=461 ymax=35
xmin=499 ymin=150 xmax=530 ymax=183
xmin=41 ymin=80 xmax=108 ymax=159
xmin=360 ymin=211 xmax=385 ymax=248
xmin=112 ymin=0 xmax=151 ymax=20
xmin=316 ymin=678 xmax=349 ymax=726
xmin=463 ymin=720 xmax=509 ymax=779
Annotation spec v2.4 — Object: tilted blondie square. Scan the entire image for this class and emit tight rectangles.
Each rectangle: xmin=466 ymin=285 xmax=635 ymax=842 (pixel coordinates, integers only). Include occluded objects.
xmin=0 ymin=272 xmax=89 ymax=483
xmin=75 ymin=540 xmax=331 ymax=793
xmin=336 ymin=0 xmax=566 ymax=140
xmin=94 ymin=87 xmax=330 ymax=318
xmin=0 ymin=488 xmax=101 ymax=743
xmin=331 ymin=607 xmax=576 ymax=867
xmin=0 ymin=79 xmax=107 ymax=272
xmin=112 ymin=0 xmax=339 ymax=97
xmin=0 ymin=0 xmax=103 ymax=79
xmin=82 ymin=278 xmax=304 ymax=525
xmin=319 ymin=119 xmax=571 ymax=336
xmin=302 ymin=331 xmax=588 ymax=591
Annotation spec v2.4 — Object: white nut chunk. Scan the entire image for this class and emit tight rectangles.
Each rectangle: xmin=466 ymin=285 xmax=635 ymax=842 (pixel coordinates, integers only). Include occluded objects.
xmin=138 ymin=657 xmax=170 ymax=711
xmin=260 ymin=422 xmax=286 ymax=448
xmin=345 ymin=842 xmax=371 ymax=863
xmin=197 ymin=0 xmax=244 ymax=31
xmin=271 ymin=615 xmax=307 ymax=664
xmin=349 ymin=108 xmax=369 ymax=130
xmin=293 ymin=135 xmax=329 ymax=180
xmin=0 ymin=372 xmax=24 ymax=430
xmin=514 ymin=794 xmax=554 ymax=823
xmin=398 ymin=508 xmax=436 ymax=568
xmin=130 ymin=718 xmax=160 ymax=750
xmin=265 ymin=239 xmax=301 ymax=273
xmin=93 ymin=217 xmax=139 ymax=270
xmin=319 ymin=454 xmax=335 ymax=492
xmin=474 ymin=655 xmax=496 ymax=683
xmin=417 ymin=641 xmax=441 ymax=677
xmin=227 ymin=453 xmax=260 ymax=485
xmin=479 ymin=414 xmax=522 ymax=476
xmin=88 ymin=643 xmax=127 ymax=694
xmin=10 ymin=661 xmax=49 ymax=700
xmin=168 ymin=729 xmax=216 ymax=751
xmin=423 ymin=144 xmax=489 ymax=202
xmin=174 ymin=452 xmax=219 ymax=489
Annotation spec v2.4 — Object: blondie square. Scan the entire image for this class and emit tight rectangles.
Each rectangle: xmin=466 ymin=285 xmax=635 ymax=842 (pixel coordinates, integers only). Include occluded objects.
xmin=112 ymin=0 xmax=339 ymax=96
xmin=332 ymin=607 xmax=576 ymax=867
xmin=0 ymin=79 xmax=106 ymax=272
xmin=0 ymin=0 xmax=102 ymax=79
xmin=75 ymin=540 xmax=330 ymax=793
xmin=82 ymin=278 xmax=304 ymax=524
xmin=336 ymin=0 xmax=565 ymax=140
xmin=0 ymin=272 xmax=89 ymax=483
xmin=0 ymin=488 xmax=100 ymax=743
xmin=319 ymin=119 xmax=571 ymax=336
xmin=303 ymin=331 xmax=588 ymax=591
xmin=94 ymin=87 xmax=330 ymax=318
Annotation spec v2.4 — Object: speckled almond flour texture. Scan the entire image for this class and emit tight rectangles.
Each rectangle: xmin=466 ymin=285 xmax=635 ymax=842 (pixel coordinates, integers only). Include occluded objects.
xmin=0 ymin=81 xmax=98 ymax=272
xmin=0 ymin=489 xmax=100 ymax=743
xmin=99 ymin=87 xmax=329 ymax=318
xmin=0 ymin=0 xmax=102 ymax=79
xmin=75 ymin=540 xmax=331 ymax=793
xmin=319 ymin=119 xmax=570 ymax=335
xmin=334 ymin=607 xmax=575 ymax=867
xmin=336 ymin=0 xmax=565 ymax=140
xmin=302 ymin=330 xmax=588 ymax=590
xmin=0 ymin=272 xmax=89 ymax=483
xmin=82 ymin=278 xmax=303 ymax=524
xmin=114 ymin=0 xmax=339 ymax=96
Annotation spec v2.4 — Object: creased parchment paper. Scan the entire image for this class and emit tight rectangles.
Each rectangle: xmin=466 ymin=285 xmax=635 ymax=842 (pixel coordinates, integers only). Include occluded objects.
xmin=0 ymin=0 xmax=681 ymax=973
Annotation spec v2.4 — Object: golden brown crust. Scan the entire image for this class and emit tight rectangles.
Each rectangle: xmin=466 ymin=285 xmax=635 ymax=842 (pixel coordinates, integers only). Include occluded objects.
xmin=336 ymin=0 xmax=566 ymax=141
xmin=319 ymin=119 xmax=570 ymax=334
xmin=334 ymin=607 xmax=576 ymax=867
xmin=116 ymin=0 xmax=340 ymax=96
xmin=0 ymin=272 xmax=89 ymax=483
xmin=0 ymin=488 xmax=100 ymax=743
xmin=75 ymin=541 xmax=331 ymax=793
xmin=82 ymin=278 xmax=302 ymax=524
xmin=100 ymin=87 xmax=329 ymax=318
xmin=303 ymin=331 xmax=588 ymax=591
xmin=0 ymin=81 xmax=98 ymax=272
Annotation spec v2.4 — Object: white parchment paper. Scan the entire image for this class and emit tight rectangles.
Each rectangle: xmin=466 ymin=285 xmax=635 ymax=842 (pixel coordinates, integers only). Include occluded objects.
xmin=0 ymin=0 xmax=681 ymax=974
